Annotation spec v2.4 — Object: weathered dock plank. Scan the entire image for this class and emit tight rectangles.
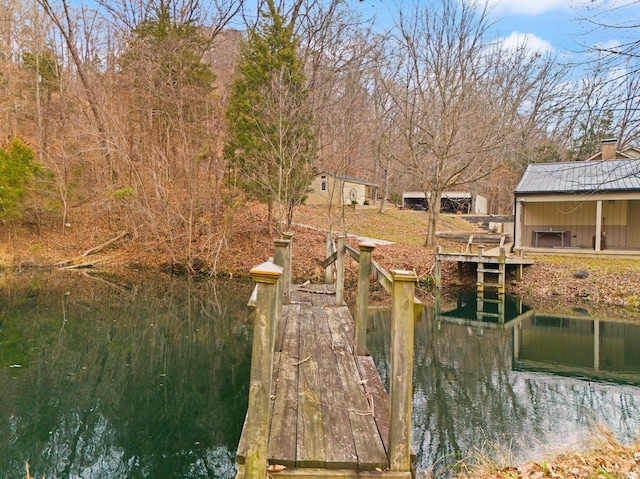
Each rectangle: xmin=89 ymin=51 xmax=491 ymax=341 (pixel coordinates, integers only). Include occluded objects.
xmin=312 ymin=307 xmax=358 ymax=469
xmin=355 ymin=356 xmax=390 ymax=454
xmin=333 ymin=344 xmax=388 ymax=470
xmin=297 ymin=304 xmax=328 ymax=468
xmin=269 ymin=304 xmax=301 ymax=467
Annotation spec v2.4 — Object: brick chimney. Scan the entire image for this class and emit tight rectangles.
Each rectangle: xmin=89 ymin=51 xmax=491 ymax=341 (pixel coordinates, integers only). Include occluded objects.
xmin=601 ymin=138 xmax=617 ymax=160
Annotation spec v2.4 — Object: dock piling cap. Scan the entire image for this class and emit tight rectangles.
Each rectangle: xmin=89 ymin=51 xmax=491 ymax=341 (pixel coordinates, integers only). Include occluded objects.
xmin=250 ymin=261 xmax=283 ymax=283
xmin=390 ymin=269 xmax=418 ymax=282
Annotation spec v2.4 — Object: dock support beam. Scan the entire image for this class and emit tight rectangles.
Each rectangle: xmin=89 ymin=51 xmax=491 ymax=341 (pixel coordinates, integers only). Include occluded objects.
xmin=355 ymin=242 xmax=375 ymax=356
xmin=336 ymin=235 xmax=346 ymax=306
xmin=245 ymin=262 xmax=282 ymax=479
xmin=476 ymin=246 xmax=485 ymax=293
xmin=389 ymin=269 xmax=417 ymax=473
xmin=325 ymin=233 xmax=333 ymax=284
xmin=498 ymin=247 xmax=506 ymax=296
xmin=280 ymin=232 xmax=293 ymax=305
xmin=434 ymin=246 xmax=442 ymax=289
xmin=274 ymin=239 xmax=290 ymax=349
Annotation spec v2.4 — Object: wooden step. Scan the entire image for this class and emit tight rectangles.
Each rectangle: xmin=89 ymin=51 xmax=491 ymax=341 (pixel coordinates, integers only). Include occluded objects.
xmin=477 ymin=268 xmax=504 ymax=274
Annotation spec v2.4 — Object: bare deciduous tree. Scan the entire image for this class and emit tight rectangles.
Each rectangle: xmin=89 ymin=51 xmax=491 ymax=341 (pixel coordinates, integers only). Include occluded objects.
xmin=384 ymin=0 xmax=567 ymax=245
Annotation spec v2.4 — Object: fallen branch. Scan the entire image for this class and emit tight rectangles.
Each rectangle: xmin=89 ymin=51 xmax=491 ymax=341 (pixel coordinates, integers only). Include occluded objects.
xmin=81 ymin=231 xmax=129 ymax=257
xmin=60 ymin=257 xmax=108 ymax=270
xmin=295 ymin=288 xmax=335 ymax=295
xmin=57 ymin=231 xmax=129 ymax=267
xmin=294 ymin=354 xmax=313 ymax=365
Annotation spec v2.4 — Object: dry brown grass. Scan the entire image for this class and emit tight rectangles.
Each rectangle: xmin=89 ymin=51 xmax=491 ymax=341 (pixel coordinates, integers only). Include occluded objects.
xmin=294 ymin=204 xmax=478 ymax=246
xmin=446 ymin=428 xmax=640 ymax=479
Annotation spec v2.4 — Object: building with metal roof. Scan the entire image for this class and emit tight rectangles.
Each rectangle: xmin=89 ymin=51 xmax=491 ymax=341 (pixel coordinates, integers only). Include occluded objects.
xmin=514 ymin=157 xmax=640 ymax=254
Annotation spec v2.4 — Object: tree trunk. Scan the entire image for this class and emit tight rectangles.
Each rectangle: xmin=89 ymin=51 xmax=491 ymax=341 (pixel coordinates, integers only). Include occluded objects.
xmin=38 ymin=0 xmax=114 ymax=182
xmin=378 ymin=165 xmax=390 ymax=214
xmin=425 ymin=191 xmax=441 ymax=246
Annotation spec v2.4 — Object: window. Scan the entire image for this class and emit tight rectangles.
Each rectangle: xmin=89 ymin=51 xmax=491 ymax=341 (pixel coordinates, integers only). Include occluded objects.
xmin=321 ymin=176 xmax=327 ymax=192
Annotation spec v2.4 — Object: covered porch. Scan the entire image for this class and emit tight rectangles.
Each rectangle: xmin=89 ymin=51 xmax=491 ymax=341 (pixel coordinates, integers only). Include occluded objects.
xmin=514 ymin=194 xmax=640 ymax=254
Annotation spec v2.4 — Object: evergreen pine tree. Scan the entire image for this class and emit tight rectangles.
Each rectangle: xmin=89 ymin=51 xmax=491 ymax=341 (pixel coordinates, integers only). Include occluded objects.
xmin=224 ymin=0 xmax=315 ymax=230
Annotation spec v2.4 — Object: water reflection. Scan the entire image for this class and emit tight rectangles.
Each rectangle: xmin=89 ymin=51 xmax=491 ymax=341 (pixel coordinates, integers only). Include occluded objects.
xmin=367 ymin=295 xmax=640 ymax=477
xmin=514 ymin=314 xmax=640 ymax=386
xmin=0 ymin=271 xmax=253 ymax=479
xmin=436 ymin=291 xmax=531 ymax=327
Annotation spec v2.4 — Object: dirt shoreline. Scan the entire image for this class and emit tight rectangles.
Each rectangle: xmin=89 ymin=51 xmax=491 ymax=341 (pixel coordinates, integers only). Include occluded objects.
xmin=2 ymin=205 xmax=639 ymax=317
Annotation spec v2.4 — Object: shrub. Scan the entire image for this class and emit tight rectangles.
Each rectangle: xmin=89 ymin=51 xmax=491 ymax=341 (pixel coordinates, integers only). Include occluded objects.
xmin=0 ymin=138 xmax=43 ymax=222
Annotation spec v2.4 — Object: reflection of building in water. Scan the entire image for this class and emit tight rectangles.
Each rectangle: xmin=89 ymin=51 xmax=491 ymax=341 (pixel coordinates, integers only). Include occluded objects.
xmin=513 ymin=314 xmax=640 ymax=386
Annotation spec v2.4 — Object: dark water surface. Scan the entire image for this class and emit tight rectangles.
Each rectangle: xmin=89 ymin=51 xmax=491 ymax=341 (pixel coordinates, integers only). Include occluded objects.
xmin=1 ymin=271 xmax=253 ymax=479
xmin=2 ymin=274 xmax=640 ymax=478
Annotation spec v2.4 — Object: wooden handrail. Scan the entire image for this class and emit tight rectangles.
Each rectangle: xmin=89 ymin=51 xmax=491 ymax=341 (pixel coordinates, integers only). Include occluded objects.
xmin=324 ymin=236 xmax=422 ymax=314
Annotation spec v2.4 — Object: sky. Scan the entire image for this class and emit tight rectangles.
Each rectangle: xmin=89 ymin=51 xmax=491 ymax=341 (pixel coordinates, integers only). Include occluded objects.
xmin=354 ymin=0 xmax=635 ymax=64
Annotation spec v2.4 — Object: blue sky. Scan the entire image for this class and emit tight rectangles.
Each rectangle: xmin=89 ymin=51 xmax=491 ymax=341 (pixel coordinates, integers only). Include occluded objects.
xmin=353 ymin=0 xmax=634 ymax=64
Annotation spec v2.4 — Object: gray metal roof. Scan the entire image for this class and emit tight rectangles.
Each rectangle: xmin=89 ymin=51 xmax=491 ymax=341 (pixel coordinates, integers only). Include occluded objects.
xmin=515 ymin=159 xmax=640 ymax=194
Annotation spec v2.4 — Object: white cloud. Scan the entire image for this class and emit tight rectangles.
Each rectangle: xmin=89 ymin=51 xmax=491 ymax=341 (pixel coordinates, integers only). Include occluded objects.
xmin=486 ymin=0 xmax=575 ymax=16
xmin=498 ymin=31 xmax=554 ymax=54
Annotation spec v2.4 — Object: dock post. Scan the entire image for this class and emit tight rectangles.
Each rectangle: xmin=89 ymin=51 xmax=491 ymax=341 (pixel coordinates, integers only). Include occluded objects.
xmin=355 ymin=242 xmax=375 ymax=356
xmin=274 ymin=239 xmax=289 ymax=350
xmin=325 ymin=233 xmax=333 ymax=284
xmin=498 ymin=247 xmax=506 ymax=296
xmin=477 ymin=246 xmax=485 ymax=293
xmin=476 ymin=291 xmax=484 ymax=322
xmin=389 ymin=269 xmax=417 ymax=473
xmin=434 ymin=246 xmax=442 ymax=289
xmin=336 ymin=235 xmax=346 ymax=306
xmin=281 ymin=232 xmax=293 ymax=305
xmin=245 ymin=262 xmax=282 ymax=479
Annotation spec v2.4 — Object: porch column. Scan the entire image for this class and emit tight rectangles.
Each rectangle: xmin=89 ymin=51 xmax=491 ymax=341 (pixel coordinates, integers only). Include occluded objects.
xmin=514 ymin=198 xmax=524 ymax=248
xmin=595 ymin=200 xmax=603 ymax=251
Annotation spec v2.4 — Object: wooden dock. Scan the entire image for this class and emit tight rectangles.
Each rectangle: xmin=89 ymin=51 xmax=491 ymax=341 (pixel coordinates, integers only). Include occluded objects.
xmin=235 ymin=236 xmax=417 ymax=479
xmin=435 ymin=245 xmax=534 ymax=294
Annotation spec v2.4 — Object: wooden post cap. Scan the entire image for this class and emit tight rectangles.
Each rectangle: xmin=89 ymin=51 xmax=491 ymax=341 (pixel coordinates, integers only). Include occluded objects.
xmin=274 ymin=238 xmax=290 ymax=247
xmin=359 ymin=242 xmax=376 ymax=251
xmin=250 ymin=262 xmax=283 ymax=283
xmin=281 ymin=232 xmax=293 ymax=240
xmin=390 ymin=269 xmax=418 ymax=282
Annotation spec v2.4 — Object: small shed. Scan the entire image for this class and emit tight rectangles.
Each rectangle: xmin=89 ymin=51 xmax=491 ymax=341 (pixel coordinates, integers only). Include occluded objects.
xmin=306 ymin=172 xmax=378 ymax=206
xmin=402 ymin=191 xmax=488 ymax=214
xmin=513 ymin=159 xmax=640 ymax=252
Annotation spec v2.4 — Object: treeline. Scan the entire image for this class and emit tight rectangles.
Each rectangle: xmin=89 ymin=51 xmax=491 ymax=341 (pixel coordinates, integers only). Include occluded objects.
xmin=1 ymin=0 xmax=638 ymax=264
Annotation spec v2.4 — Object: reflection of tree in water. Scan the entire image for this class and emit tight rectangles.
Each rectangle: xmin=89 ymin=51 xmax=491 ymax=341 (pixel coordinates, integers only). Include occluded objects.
xmin=366 ymin=307 xmax=640 ymax=477
xmin=0 ymin=271 xmax=253 ymax=479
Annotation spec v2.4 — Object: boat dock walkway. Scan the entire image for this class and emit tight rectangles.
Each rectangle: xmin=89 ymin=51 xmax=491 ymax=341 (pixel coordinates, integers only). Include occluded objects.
xmin=435 ymin=244 xmax=534 ymax=294
xmin=235 ymin=236 xmax=417 ymax=479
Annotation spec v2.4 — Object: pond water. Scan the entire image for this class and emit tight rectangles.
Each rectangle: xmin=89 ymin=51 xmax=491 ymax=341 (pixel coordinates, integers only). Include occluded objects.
xmin=368 ymin=292 xmax=640 ymax=475
xmin=0 ymin=271 xmax=254 ymax=479
xmin=1 ymin=274 xmax=639 ymax=478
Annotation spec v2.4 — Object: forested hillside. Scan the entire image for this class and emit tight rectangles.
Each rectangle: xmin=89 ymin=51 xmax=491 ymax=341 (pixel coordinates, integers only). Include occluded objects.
xmin=1 ymin=0 xmax=638 ymax=272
